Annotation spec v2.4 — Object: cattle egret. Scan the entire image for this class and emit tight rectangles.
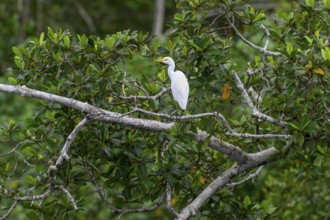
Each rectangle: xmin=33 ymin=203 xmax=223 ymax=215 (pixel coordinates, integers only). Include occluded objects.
xmin=155 ymin=57 xmax=189 ymax=110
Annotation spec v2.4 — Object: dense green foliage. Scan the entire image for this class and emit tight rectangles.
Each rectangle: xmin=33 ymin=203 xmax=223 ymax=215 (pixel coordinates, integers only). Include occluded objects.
xmin=0 ymin=0 xmax=329 ymax=219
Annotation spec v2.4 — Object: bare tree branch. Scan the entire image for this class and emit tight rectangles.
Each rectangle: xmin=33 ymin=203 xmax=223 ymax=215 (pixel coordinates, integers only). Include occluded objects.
xmin=49 ymin=116 xmax=91 ymax=172
xmin=121 ymin=87 xmax=171 ymax=101
xmin=14 ymin=185 xmax=53 ymax=201
xmin=227 ymin=165 xmax=264 ymax=188
xmin=225 ymin=132 xmax=291 ymax=139
xmin=176 ymin=145 xmax=277 ymax=220
xmin=166 ymin=182 xmax=179 ymax=217
xmin=117 ymin=192 xmax=166 ymax=220
xmin=0 ymin=84 xmax=174 ymax=132
xmin=0 ymin=140 xmax=34 ymax=158
xmin=55 ymin=185 xmax=79 ymax=210
xmin=226 ymin=17 xmax=282 ymax=56
xmin=191 ymin=131 xmax=250 ymax=163
xmin=232 ymin=71 xmax=286 ymax=127
xmin=0 ymin=200 xmax=19 ymax=220
xmin=84 ymin=163 xmax=121 ymax=213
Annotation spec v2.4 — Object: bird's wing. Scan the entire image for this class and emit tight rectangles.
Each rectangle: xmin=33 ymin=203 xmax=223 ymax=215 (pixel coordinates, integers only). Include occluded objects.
xmin=171 ymin=71 xmax=189 ymax=109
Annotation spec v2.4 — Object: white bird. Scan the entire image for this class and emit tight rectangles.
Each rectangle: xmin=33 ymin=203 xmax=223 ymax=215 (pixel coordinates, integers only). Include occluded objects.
xmin=155 ymin=57 xmax=189 ymax=110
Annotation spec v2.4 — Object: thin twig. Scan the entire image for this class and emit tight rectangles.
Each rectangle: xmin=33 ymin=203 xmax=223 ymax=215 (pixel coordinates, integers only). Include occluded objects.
xmin=166 ymin=182 xmax=179 ymax=217
xmin=225 ymin=132 xmax=291 ymax=139
xmin=232 ymin=71 xmax=286 ymax=127
xmin=226 ymin=17 xmax=282 ymax=56
xmin=84 ymin=163 xmax=120 ymax=213
xmin=117 ymin=192 xmax=166 ymax=220
xmin=49 ymin=116 xmax=91 ymax=172
xmin=15 ymin=185 xmax=53 ymax=201
xmin=0 ymin=140 xmax=33 ymax=157
xmin=0 ymin=200 xmax=19 ymax=220
xmin=55 ymin=185 xmax=79 ymax=210
xmin=227 ymin=165 xmax=264 ymax=188
xmin=121 ymin=87 xmax=170 ymax=101
xmin=131 ymin=108 xmax=290 ymax=139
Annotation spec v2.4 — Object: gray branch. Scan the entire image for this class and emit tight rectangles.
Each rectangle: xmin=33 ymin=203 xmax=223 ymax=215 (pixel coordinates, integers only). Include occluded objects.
xmin=191 ymin=130 xmax=250 ymax=163
xmin=14 ymin=185 xmax=53 ymax=201
xmin=0 ymin=140 xmax=34 ymax=158
xmin=121 ymin=87 xmax=170 ymax=101
xmin=49 ymin=116 xmax=91 ymax=172
xmin=176 ymin=146 xmax=277 ymax=220
xmin=227 ymin=165 xmax=264 ymax=188
xmin=55 ymin=185 xmax=79 ymax=210
xmin=0 ymin=200 xmax=19 ymax=220
xmin=166 ymin=182 xmax=179 ymax=217
xmin=226 ymin=17 xmax=282 ymax=56
xmin=232 ymin=71 xmax=286 ymax=127
xmin=225 ymin=132 xmax=291 ymax=139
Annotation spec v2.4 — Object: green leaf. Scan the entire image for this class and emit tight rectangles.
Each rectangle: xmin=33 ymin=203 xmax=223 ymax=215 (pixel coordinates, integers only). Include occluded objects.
xmin=317 ymin=145 xmax=326 ymax=155
xmin=289 ymin=122 xmax=300 ymax=131
xmin=12 ymin=47 xmax=21 ymax=56
xmin=305 ymin=0 xmax=315 ymax=7
xmin=8 ymin=77 xmax=17 ymax=85
xmin=244 ymin=195 xmax=251 ymax=208
xmin=286 ymin=42 xmax=293 ymax=55
xmin=253 ymin=12 xmax=265 ymax=22
xmin=157 ymin=69 xmax=167 ymax=82
xmin=78 ymin=34 xmax=88 ymax=48
xmin=321 ymin=47 xmax=330 ymax=61
xmin=39 ymin=32 xmax=44 ymax=45
xmin=304 ymin=36 xmax=313 ymax=44
xmin=315 ymin=29 xmax=320 ymax=39
xmin=313 ymin=155 xmax=324 ymax=167
xmin=105 ymin=36 xmax=115 ymax=49
xmin=89 ymin=63 xmax=100 ymax=72
xmin=324 ymin=0 xmax=330 ymax=9
xmin=25 ymin=175 xmax=36 ymax=186
xmin=9 ymin=120 xmax=16 ymax=130
xmin=63 ymin=35 xmax=70 ymax=48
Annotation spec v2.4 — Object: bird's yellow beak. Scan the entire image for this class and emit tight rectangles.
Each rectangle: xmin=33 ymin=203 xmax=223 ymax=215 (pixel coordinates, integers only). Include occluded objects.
xmin=155 ymin=58 xmax=165 ymax=62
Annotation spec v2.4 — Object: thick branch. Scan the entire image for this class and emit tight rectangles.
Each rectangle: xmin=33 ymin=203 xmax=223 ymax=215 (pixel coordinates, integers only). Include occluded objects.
xmin=0 ymin=84 xmax=173 ymax=132
xmin=177 ymin=146 xmax=277 ymax=220
xmin=191 ymin=131 xmax=249 ymax=163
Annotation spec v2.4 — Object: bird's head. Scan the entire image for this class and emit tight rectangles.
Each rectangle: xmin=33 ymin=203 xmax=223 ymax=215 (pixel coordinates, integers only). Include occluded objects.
xmin=155 ymin=56 xmax=174 ymax=65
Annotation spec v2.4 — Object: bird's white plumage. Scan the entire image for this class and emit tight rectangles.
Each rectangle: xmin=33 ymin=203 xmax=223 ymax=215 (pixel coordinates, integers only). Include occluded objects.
xmin=155 ymin=57 xmax=189 ymax=110
xmin=171 ymin=70 xmax=189 ymax=109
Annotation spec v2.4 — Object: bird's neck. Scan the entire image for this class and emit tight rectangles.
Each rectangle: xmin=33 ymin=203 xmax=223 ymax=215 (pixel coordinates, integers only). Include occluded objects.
xmin=167 ymin=64 xmax=175 ymax=79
